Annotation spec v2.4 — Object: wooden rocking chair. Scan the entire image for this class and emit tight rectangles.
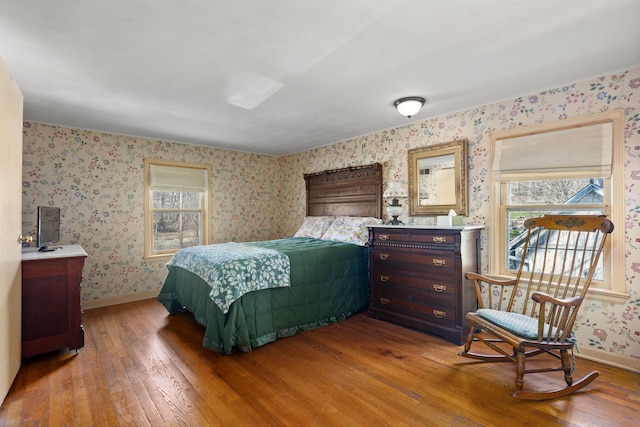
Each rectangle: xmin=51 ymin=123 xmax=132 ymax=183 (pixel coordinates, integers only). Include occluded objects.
xmin=459 ymin=214 xmax=614 ymax=400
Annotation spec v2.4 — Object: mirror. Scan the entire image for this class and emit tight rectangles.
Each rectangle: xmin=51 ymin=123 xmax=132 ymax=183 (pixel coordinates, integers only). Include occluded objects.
xmin=408 ymin=139 xmax=468 ymax=216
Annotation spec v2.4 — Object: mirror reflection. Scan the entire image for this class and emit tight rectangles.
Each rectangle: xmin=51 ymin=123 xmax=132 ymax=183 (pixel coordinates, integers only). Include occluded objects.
xmin=417 ymin=154 xmax=455 ymax=206
xmin=408 ymin=139 xmax=468 ymax=216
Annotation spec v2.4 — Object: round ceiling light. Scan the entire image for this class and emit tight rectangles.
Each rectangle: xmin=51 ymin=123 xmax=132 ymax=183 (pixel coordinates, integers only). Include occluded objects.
xmin=394 ymin=96 xmax=426 ymax=118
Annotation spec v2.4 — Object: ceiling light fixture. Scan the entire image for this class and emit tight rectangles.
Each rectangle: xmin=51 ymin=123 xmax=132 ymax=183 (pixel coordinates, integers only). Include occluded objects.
xmin=394 ymin=96 xmax=426 ymax=118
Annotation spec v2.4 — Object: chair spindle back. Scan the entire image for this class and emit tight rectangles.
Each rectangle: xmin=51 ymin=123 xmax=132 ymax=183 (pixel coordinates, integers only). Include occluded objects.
xmin=506 ymin=215 xmax=613 ymax=334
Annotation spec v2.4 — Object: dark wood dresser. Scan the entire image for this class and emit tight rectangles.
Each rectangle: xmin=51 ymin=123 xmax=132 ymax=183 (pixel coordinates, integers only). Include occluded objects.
xmin=368 ymin=225 xmax=482 ymax=345
xmin=21 ymin=245 xmax=87 ymax=357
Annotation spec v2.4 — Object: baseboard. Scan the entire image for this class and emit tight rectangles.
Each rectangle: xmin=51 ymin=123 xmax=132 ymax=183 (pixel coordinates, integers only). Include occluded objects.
xmin=83 ymin=290 xmax=159 ymax=310
xmin=575 ymin=346 xmax=640 ymax=373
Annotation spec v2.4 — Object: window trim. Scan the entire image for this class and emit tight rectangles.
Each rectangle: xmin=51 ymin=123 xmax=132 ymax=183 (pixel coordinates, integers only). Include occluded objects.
xmin=144 ymin=158 xmax=211 ymax=263
xmin=488 ymin=110 xmax=628 ymax=303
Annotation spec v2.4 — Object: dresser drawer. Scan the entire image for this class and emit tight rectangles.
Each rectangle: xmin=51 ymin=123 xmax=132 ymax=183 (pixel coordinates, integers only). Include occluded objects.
xmin=371 ymin=229 xmax=457 ymax=245
xmin=370 ymin=246 xmax=456 ymax=275
xmin=371 ymin=261 xmax=456 ymax=284
xmin=372 ymin=280 xmax=456 ymax=307
xmin=370 ymin=264 xmax=457 ymax=296
xmin=22 ymin=259 xmax=68 ymax=279
xmin=371 ymin=284 xmax=456 ymax=328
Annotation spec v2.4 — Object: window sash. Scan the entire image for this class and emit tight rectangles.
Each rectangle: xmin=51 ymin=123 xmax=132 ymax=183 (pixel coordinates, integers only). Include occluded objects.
xmin=501 ymin=201 xmax=607 ymax=278
xmin=152 ymin=208 xmax=203 ymax=252
xmin=497 ymin=177 xmax=610 ymax=286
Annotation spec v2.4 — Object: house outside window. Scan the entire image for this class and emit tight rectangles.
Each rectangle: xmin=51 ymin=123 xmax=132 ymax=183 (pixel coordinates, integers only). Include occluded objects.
xmin=503 ymin=178 xmax=606 ymax=277
xmin=144 ymin=159 xmax=210 ymax=262
xmin=489 ymin=110 xmax=626 ymax=302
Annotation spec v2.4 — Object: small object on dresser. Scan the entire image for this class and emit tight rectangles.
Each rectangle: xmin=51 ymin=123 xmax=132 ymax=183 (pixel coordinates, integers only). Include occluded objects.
xmin=437 ymin=215 xmax=464 ymax=226
xmin=383 ymin=182 xmax=408 ymax=225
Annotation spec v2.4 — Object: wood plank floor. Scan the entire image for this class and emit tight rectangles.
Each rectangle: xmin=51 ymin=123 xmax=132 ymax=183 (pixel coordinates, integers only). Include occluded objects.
xmin=1 ymin=299 xmax=638 ymax=426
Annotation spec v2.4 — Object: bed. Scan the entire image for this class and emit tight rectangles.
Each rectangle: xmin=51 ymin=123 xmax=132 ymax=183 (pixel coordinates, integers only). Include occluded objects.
xmin=157 ymin=163 xmax=383 ymax=354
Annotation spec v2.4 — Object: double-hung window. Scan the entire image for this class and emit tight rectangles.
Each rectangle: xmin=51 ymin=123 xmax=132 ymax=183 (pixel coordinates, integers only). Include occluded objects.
xmin=489 ymin=110 xmax=626 ymax=301
xmin=144 ymin=159 xmax=210 ymax=262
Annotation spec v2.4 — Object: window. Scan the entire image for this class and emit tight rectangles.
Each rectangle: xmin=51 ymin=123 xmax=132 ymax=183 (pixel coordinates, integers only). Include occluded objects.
xmin=489 ymin=110 xmax=627 ymax=302
xmin=144 ymin=159 xmax=210 ymax=262
xmin=504 ymin=178 xmax=606 ymax=277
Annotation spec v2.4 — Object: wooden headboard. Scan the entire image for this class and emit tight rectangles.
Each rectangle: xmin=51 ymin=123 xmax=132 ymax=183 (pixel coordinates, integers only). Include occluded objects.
xmin=304 ymin=163 xmax=383 ymax=218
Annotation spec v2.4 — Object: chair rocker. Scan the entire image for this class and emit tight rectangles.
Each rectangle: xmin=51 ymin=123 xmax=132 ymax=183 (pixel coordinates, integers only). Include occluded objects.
xmin=458 ymin=214 xmax=614 ymax=400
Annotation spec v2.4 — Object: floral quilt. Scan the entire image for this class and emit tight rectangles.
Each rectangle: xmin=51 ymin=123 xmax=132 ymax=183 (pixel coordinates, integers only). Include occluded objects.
xmin=166 ymin=242 xmax=290 ymax=314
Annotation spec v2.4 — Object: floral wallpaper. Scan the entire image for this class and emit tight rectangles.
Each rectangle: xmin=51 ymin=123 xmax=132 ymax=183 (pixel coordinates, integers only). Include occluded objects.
xmin=279 ymin=67 xmax=640 ymax=361
xmin=22 ymin=67 xmax=640 ymax=362
xmin=22 ymin=128 xmax=283 ymax=304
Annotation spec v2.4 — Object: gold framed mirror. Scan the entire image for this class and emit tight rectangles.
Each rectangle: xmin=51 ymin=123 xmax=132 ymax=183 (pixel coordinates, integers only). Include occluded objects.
xmin=408 ymin=139 xmax=468 ymax=216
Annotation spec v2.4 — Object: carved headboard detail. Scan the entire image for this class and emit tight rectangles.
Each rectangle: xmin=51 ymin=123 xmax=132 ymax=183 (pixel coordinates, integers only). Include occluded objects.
xmin=304 ymin=163 xmax=383 ymax=219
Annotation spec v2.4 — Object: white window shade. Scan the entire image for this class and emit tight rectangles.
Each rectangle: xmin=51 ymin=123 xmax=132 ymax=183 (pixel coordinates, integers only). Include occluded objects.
xmin=493 ymin=123 xmax=612 ymax=180
xmin=150 ymin=164 xmax=208 ymax=192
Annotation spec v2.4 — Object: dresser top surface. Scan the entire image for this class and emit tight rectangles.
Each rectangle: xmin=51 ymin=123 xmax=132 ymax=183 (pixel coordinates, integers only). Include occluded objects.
xmin=22 ymin=244 xmax=87 ymax=261
xmin=369 ymin=224 xmax=484 ymax=231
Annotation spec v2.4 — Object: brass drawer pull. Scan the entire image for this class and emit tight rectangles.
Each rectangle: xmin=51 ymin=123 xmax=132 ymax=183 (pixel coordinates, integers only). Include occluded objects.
xmin=432 ymin=259 xmax=446 ymax=267
xmin=433 ymin=284 xmax=447 ymax=292
xmin=380 ymin=275 xmax=390 ymax=282
xmin=379 ymin=234 xmax=390 ymax=241
xmin=380 ymin=297 xmax=390 ymax=305
xmin=379 ymin=253 xmax=389 ymax=260
xmin=432 ymin=236 xmax=446 ymax=243
xmin=433 ymin=309 xmax=447 ymax=318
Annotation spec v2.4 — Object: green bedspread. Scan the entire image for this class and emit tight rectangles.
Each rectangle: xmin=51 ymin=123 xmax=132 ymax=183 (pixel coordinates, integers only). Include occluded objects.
xmin=157 ymin=237 xmax=369 ymax=354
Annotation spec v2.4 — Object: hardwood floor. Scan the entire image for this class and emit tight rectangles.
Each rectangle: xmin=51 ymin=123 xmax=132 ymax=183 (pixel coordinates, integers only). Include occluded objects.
xmin=1 ymin=299 xmax=638 ymax=426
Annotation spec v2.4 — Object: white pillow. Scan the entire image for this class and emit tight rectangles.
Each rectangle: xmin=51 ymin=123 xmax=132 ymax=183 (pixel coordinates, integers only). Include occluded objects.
xmin=293 ymin=216 xmax=335 ymax=239
xmin=321 ymin=216 xmax=382 ymax=246
xmin=336 ymin=216 xmax=383 ymax=227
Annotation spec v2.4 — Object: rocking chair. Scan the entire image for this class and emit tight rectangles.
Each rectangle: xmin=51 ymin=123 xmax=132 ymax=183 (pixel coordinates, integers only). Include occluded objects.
xmin=459 ymin=214 xmax=614 ymax=400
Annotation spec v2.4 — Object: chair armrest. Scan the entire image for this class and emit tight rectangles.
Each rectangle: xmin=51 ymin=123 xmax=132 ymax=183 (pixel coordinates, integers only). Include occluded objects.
xmin=531 ymin=292 xmax=584 ymax=341
xmin=465 ymin=272 xmax=517 ymax=287
xmin=465 ymin=272 xmax=518 ymax=309
xmin=531 ymin=292 xmax=582 ymax=308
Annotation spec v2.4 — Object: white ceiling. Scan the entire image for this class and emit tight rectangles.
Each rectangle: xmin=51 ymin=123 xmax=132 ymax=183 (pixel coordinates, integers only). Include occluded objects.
xmin=1 ymin=0 xmax=639 ymax=156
